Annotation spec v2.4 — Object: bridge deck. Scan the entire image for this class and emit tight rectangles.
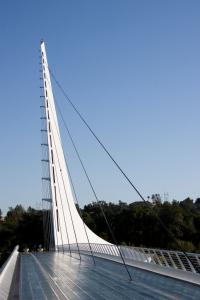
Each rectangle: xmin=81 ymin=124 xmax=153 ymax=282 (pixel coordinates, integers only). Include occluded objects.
xmin=19 ymin=252 xmax=200 ymax=300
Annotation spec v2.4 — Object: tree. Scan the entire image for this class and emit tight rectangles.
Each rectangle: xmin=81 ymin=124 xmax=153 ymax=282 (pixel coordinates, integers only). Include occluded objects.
xmin=195 ymin=198 xmax=200 ymax=210
xmin=1 ymin=195 xmax=200 ymax=266
xmin=151 ymin=194 xmax=162 ymax=205
xmin=180 ymin=198 xmax=194 ymax=211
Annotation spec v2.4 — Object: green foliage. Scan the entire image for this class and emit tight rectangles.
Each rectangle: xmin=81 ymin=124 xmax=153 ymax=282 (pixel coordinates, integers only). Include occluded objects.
xmin=0 ymin=205 xmax=43 ymax=263
xmin=0 ymin=196 xmax=200 ymax=266
xmin=82 ymin=197 xmax=200 ymax=252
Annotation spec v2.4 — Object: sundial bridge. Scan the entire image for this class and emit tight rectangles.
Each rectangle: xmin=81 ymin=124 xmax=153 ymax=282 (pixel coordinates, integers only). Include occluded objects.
xmin=0 ymin=41 xmax=200 ymax=300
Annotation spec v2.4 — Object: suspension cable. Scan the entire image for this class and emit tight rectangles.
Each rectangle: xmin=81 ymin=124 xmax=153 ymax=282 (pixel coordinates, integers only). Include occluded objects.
xmin=66 ymin=157 xmax=96 ymax=265
xmin=46 ymin=91 xmax=96 ymax=265
xmin=49 ymin=119 xmax=82 ymax=261
xmin=46 ymin=92 xmax=96 ymax=264
xmin=40 ymin=61 xmax=55 ymax=252
xmin=40 ymin=53 xmax=66 ymax=254
xmin=42 ymin=60 xmax=80 ymax=260
xmin=55 ymin=100 xmax=132 ymax=280
xmin=51 ymin=138 xmax=72 ymax=257
xmin=44 ymin=78 xmax=80 ymax=259
xmin=48 ymin=67 xmax=198 ymax=269
xmin=52 ymin=202 xmax=61 ymax=253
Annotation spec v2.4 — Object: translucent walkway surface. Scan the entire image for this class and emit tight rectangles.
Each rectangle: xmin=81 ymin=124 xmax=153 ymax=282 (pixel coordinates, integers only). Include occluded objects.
xmin=20 ymin=252 xmax=200 ymax=300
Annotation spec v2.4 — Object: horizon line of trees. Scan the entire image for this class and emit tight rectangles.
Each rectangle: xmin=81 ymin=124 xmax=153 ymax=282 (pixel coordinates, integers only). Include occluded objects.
xmin=81 ymin=196 xmax=200 ymax=253
xmin=0 ymin=195 xmax=200 ymax=265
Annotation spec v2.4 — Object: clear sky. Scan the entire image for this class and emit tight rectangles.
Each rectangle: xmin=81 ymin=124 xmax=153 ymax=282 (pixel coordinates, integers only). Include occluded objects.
xmin=0 ymin=0 xmax=200 ymax=213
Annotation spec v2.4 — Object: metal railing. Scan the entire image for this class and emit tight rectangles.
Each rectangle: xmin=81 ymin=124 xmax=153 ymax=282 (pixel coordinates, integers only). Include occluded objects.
xmin=0 ymin=246 xmax=19 ymax=300
xmin=58 ymin=243 xmax=200 ymax=274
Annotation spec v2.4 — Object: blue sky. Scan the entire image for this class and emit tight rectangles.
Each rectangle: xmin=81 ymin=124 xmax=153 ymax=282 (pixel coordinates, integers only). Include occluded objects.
xmin=0 ymin=0 xmax=200 ymax=213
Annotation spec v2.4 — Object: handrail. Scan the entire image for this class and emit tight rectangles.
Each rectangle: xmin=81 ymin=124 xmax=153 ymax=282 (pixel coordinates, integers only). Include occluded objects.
xmin=0 ymin=246 xmax=19 ymax=300
xmin=58 ymin=243 xmax=200 ymax=275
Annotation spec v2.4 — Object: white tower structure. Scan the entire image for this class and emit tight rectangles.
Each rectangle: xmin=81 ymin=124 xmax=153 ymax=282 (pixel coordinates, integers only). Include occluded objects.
xmin=40 ymin=41 xmax=110 ymax=250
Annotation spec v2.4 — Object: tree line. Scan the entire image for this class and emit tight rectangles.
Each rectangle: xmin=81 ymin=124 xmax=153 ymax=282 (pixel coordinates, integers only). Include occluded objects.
xmin=0 ymin=196 xmax=200 ymax=265
xmin=0 ymin=206 xmax=43 ymax=266
xmin=81 ymin=196 xmax=200 ymax=252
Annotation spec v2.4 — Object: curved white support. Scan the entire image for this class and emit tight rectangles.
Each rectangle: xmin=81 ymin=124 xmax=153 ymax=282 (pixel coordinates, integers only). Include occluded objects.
xmin=40 ymin=41 xmax=111 ymax=247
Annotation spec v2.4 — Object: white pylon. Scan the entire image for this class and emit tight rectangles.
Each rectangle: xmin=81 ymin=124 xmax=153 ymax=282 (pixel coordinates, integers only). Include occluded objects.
xmin=40 ymin=41 xmax=111 ymax=248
